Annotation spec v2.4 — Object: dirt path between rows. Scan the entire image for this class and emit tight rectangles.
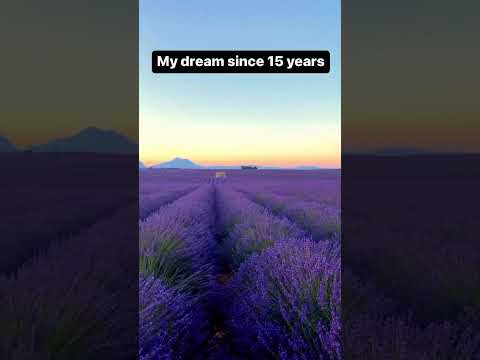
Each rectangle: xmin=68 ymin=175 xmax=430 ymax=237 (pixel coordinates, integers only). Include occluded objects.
xmin=194 ymin=184 xmax=247 ymax=360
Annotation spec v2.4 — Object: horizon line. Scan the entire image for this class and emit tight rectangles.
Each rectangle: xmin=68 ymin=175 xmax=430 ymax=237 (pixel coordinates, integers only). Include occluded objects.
xmin=140 ymin=157 xmax=339 ymax=168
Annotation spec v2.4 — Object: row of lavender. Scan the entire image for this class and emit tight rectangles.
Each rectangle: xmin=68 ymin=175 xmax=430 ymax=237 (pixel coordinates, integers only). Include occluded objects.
xmin=238 ymin=189 xmax=340 ymax=241
xmin=139 ymin=185 xmax=216 ymax=359
xmin=139 ymin=185 xmax=198 ymax=220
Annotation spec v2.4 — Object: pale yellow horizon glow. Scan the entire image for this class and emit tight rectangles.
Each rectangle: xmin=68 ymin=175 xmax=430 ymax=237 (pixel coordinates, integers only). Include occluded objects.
xmin=140 ymin=111 xmax=340 ymax=168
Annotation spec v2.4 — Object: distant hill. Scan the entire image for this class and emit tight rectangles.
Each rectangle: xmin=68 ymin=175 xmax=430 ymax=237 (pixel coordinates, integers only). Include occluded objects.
xmin=29 ymin=127 xmax=137 ymax=154
xmin=139 ymin=161 xmax=146 ymax=168
xmin=152 ymin=157 xmax=203 ymax=169
xmin=0 ymin=136 xmax=17 ymax=152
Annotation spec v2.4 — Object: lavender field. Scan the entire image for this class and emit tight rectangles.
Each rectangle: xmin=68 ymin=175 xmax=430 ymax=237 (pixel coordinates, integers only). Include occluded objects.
xmin=139 ymin=169 xmax=341 ymax=359
xmin=0 ymin=153 xmax=138 ymax=359
xmin=343 ymin=156 xmax=480 ymax=359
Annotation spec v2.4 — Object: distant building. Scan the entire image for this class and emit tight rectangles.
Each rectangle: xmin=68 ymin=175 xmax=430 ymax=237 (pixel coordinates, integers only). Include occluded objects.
xmin=241 ymin=166 xmax=258 ymax=170
xmin=215 ymin=172 xmax=227 ymax=178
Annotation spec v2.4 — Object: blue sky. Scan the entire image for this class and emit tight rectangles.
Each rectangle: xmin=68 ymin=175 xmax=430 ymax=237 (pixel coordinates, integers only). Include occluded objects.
xmin=140 ymin=0 xmax=341 ymax=167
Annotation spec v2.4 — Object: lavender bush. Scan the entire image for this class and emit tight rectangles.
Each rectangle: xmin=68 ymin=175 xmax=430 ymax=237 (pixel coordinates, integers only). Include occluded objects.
xmin=230 ymin=238 xmax=341 ymax=360
xmin=139 ymin=184 xmax=217 ymax=359
xmin=244 ymin=191 xmax=340 ymax=241
xmin=139 ymin=185 xmax=216 ymax=293
xmin=139 ymin=185 xmax=197 ymax=220
xmin=216 ymin=185 xmax=304 ymax=268
xmin=139 ymin=276 xmax=205 ymax=360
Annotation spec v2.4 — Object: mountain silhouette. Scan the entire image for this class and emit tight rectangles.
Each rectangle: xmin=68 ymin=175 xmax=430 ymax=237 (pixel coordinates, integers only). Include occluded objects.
xmin=139 ymin=161 xmax=146 ymax=168
xmin=29 ymin=127 xmax=137 ymax=154
xmin=0 ymin=136 xmax=17 ymax=152
xmin=152 ymin=157 xmax=203 ymax=169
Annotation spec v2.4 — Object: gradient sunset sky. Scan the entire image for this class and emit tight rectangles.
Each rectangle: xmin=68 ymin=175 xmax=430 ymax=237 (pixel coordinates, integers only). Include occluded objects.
xmin=140 ymin=0 xmax=341 ymax=168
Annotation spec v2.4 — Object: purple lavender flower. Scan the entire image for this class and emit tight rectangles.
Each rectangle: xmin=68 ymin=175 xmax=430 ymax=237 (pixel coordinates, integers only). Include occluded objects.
xmin=139 ymin=185 xmax=216 ymax=292
xmin=215 ymin=185 xmax=305 ymax=267
xmin=139 ymin=186 xmax=197 ymax=220
xmin=244 ymin=191 xmax=341 ymax=241
xmin=139 ymin=276 xmax=205 ymax=360
xmin=230 ymin=238 xmax=341 ymax=360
